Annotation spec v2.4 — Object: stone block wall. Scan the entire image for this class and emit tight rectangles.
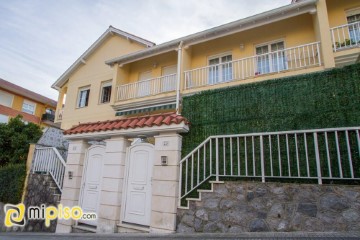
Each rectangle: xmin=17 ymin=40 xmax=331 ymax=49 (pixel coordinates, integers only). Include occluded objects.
xmin=177 ymin=181 xmax=360 ymax=233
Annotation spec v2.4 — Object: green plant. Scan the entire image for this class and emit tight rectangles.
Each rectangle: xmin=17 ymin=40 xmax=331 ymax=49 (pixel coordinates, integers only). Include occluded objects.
xmin=0 ymin=115 xmax=43 ymax=166
xmin=0 ymin=163 xmax=26 ymax=204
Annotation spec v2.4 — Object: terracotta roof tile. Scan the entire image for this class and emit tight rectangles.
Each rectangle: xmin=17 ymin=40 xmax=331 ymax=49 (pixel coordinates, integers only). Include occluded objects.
xmin=64 ymin=112 xmax=189 ymax=135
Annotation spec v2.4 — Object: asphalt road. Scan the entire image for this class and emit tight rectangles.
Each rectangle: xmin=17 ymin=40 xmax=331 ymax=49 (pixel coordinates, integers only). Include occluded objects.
xmin=0 ymin=232 xmax=360 ymax=240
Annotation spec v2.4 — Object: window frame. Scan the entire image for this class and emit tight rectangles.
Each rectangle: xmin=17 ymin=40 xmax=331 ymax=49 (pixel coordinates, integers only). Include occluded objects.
xmin=22 ymin=100 xmax=36 ymax=115
xmin=254 ymin=39 xmax=287 ymax=75
xmin=76 ymin=86 xmax=91 ymax=109
xmin=0 ymin=89 xmax=14 ymax=108
xmin=207 ymin=51 xmax=233 ymax=84
xmin=99 ymin=81 xmax=112 ymax=104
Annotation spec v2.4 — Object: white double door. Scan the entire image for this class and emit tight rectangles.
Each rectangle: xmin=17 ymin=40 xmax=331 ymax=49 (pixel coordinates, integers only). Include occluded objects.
xmin=123 ymin=143 xmax=154 ymax=226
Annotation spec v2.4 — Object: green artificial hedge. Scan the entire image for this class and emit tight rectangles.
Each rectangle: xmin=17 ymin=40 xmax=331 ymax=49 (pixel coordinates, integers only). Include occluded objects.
xmin=181 ymin=63 xmax=360 ymax=157
xmin=0 ymin=163 xmax=26 ymax=204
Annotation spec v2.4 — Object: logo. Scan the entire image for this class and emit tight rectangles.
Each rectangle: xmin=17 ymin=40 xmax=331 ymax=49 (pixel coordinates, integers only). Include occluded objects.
xmin=4 ymin=203 xmax=97 ymax=228
xmin=4 ymin=203 xmax=25 ymax=227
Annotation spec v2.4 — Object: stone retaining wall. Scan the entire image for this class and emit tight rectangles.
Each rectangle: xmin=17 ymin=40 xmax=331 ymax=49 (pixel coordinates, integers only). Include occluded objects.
xmin=177 ymin=181 xmax=360 ymax=233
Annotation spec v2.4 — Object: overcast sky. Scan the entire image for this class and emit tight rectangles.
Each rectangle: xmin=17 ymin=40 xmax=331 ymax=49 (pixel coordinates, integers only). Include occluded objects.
xmin=0 ymin=0 xmax=290 ymax=101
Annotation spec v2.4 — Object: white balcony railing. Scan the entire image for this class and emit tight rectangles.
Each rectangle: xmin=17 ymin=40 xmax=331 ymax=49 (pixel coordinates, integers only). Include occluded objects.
xmin=331 ymin=21 xmax=360 ymax=51
xmin=184 ymin=42 xmax=321 ymax=90
xmin=116 ymin=74 xmax=177 ymax=101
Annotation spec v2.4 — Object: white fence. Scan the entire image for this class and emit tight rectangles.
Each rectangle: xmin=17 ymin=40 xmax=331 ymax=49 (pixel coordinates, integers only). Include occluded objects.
xmin=331 ymin=21 xmax=360 ymax=51
xmin=184 ymin=42 xmax=321 ymax=90
xmin=32 ymin=147 xmax=66 ymax=192
xmin=116 ymin=74 xmax=177 ymax=101
xmin=179 ymin=127 xmax=360 ymax=205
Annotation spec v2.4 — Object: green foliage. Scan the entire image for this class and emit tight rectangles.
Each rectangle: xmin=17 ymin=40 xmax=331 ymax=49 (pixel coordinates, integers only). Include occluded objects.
xmin=0 ymin=163 xmax=26 ymax=204
xmin=0 ymin=115 xmax=43 ymax=166
xmin=181 ymin=63 xmax=360 ymax=157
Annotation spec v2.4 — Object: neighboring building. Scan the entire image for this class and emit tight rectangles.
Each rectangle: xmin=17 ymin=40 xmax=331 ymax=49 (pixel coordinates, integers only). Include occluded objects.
xmin=0 ymin=78 xmax=57 ymax=127
xmin=51 ymin=0 xmax=360 ymax=234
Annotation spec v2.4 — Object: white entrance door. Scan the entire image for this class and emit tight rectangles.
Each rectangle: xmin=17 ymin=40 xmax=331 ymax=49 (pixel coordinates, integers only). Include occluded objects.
xmin=79 ymin=145 xmax=105 ymax=226
xmin=123 ymin=143 xmax=154 ymax=226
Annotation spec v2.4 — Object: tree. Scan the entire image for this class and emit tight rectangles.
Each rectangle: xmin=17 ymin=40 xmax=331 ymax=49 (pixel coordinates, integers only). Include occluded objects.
xmin=0 ymin=115 xmax=43 ymax=166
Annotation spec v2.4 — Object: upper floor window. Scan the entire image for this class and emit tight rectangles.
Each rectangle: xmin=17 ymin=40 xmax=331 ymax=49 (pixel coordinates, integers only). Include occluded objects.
xmin=22 ymin=100 xmax=36 ymax=115
xmin=77 ymin=87 xmax=90 ymax=108
xmin=208 ymin=53 xmax=233 ymax=84
xmin=255 ymin=40 xmax=287 ymax=75
xmin=161 ymin=65 xmax=177 ymax=92
xmin=346 ymin=8 xmax=360 ymax=43
xmin=100 ymin=81 xmax=112 ymax=104
xmin=0 ymin=89 xmax=14 ymax=107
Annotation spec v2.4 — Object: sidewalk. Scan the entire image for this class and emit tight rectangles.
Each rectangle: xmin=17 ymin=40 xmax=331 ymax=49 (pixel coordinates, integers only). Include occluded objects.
xmin=0 ymin=232 xmax=360 ymax=240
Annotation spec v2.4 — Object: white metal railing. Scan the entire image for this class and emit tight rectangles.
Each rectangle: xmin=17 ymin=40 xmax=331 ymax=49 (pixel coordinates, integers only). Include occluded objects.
xmin=116 ymin=74 xmax=177 ymax=101
xmin=184 ymin=42 xmax=321 ymax=90
xmin=179 ymin=126 xmax=360 ymax=206
xmin=32 ymin=147 xmax=66 ymax=192
xmin=331 ymin=21 xmax=360 ymax=51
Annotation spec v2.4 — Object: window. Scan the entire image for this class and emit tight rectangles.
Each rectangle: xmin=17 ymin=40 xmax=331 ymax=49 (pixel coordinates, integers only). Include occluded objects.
xmin=0 ymin=114 xmax=8 ymax=123
xmin=77 ymin=87 xmax=90 ymax=108
xmin=22 ymin=100 xmax=36 ymax=115
xmin=346 ymin=8 xmax=360 ymax=44
xmin=255 ymin=41 xmax=287 ymax=75
xmin=0 ymin=90 xmax=14 ymax=107
xmin=137 ymin=71 xmax=152 ymax=97
xmin=100 ymin=81 xmax=112 ymax=104
xmin=208 ymin=54 xmax=233 ymax=84
xmin=161 ymin=65 xmax=177 ymax=92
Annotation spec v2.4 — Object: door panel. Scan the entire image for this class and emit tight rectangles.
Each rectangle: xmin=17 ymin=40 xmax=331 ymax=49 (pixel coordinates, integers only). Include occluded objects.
xmin=124 ymin=144 xmax=154 ymax=226
xmin=80 ymin=146 xmax=105 ymax=226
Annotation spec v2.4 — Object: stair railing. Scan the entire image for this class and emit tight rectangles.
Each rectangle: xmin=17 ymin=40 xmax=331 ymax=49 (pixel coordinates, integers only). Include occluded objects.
xmin=179 ymin=126 xmax=360 ymax=206
xmin=32 ymin=147 xmax=66 ymax=192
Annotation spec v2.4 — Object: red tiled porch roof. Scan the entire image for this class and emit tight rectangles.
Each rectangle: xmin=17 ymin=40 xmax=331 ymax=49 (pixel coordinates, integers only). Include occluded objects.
xmin=64 ymin=112 xmax=189 ymax=135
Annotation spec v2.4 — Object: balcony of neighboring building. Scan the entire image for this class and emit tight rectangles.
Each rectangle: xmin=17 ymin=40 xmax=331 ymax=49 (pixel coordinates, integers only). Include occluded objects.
xmin=327 ymin=0 xmax=360 ymax=67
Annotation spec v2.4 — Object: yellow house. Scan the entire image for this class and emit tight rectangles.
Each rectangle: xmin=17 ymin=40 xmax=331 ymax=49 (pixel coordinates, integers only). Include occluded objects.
xmin=51 ymin=0 xmax=360 ymax=234
xmin=0 ymin=78 xmax=57 ymax=128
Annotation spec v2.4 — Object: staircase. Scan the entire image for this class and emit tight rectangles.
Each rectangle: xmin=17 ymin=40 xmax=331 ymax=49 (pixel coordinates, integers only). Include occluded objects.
xmin=32 ymin=147 xmax=66 ymax=192
xmin=178 ymin=126 xmax=360 ymax=208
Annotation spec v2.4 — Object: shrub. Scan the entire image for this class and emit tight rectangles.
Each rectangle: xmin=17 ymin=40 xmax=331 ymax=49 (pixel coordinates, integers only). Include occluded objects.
xmin=0 ymin=163 xmax=26 ymax=204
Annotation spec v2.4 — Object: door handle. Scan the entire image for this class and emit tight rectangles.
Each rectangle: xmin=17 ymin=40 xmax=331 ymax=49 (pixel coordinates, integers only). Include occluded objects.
xmin=133 ymin=186 xmax=144 ymax=190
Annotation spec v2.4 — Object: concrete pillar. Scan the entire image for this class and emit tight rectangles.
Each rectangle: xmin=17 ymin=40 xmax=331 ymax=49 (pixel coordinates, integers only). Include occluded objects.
xmin=150 ymin=133 xmax=182 ymax=233
xmin=110 ymin=63 xmax=129 ymax=104
xmin=56 ymin=140 xmax=88 ymax=233
xmin=96 ymin=137 xmax=130 ymax=233
xmin=313 ymin=0 xmax=335 ymax=69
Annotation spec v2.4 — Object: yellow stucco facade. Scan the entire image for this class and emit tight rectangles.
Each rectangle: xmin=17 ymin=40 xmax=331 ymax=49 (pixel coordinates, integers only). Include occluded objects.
xmin=54 ymin=0 xmax=360 ymax=130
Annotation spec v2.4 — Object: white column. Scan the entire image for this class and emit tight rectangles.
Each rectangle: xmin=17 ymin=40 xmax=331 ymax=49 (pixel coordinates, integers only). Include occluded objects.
xmin=96 ymin=136 xmax=130 ymax=233
xmin=56 ymin=140 xmax=88 ymax=233
xmin=150 ymin=133 xmax=182 ymax=233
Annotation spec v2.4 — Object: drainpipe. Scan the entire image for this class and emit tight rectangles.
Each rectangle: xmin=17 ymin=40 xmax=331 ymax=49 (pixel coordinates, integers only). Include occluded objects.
xmin=176 ymin=41 xmax=184 ymax=115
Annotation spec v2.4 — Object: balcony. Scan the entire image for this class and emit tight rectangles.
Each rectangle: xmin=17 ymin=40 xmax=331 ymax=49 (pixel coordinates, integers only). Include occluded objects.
xmin=116 ymin=73 xmax=177 ymax=101
xmin=41 ymin=113 xmax=55 ymax=122
xmin=331 ymin=21 xmax=360 ymax=67
xmin=184 ymin=42 xmax=321 ymax=90
xmin=331 ymin=21 xmax=360 ymax=51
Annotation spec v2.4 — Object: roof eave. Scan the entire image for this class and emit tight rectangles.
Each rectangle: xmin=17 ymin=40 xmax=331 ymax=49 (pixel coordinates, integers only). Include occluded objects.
xmin=105 ymin=0 xmax=318 ymax=66
xmin=51 ymin=26 xmax=155 ymax=90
